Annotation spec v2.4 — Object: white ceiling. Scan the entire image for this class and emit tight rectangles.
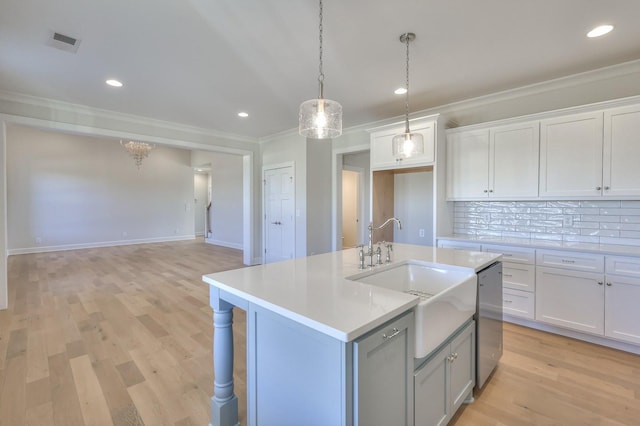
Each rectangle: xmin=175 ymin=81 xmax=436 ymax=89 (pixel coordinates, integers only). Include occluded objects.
xmin=2 ymin=0 xmax=640 ymax=139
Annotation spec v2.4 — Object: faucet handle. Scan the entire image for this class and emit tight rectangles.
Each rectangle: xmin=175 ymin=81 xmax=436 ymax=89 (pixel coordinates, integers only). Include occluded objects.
xmin=385 ymin=242 xmax=393 ymax=263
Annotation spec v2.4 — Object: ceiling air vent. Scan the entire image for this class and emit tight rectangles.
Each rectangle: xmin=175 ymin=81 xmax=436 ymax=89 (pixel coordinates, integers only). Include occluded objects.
xmin=48 ymin=31 xmax=81 ymax=53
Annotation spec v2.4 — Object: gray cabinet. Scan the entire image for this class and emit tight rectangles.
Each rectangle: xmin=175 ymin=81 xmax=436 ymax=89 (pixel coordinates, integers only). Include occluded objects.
xmin=354 ymin=311 xmax=415 ymax=426
xmin=414 ymin=320 xmax=475 ymax=426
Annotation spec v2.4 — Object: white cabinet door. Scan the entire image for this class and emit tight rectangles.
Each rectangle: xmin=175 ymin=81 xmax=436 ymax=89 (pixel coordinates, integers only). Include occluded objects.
xmin=370 ymin=119 xmax=435 ymax=170
xmin=605 ymin=274 xmax=640 ymax=345
xmin=446 ymin=129 xmax=490 ymax=199
xmin=354 ymin=311 xmax=414 ymax=426
xmin=489 ymin=121 xmax=540 ymax=198
xmin=539 ymin=112 xmax=604 ymax=197
xmin=603 ymin=105 xmax=640 ymax=197
xmin=536 ymin=266 xmax=604 ymax=335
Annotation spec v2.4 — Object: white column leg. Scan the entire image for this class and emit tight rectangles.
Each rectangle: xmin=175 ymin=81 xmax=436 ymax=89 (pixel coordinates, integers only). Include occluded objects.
xmin=210 ymin=303 xmax=240 ymax=426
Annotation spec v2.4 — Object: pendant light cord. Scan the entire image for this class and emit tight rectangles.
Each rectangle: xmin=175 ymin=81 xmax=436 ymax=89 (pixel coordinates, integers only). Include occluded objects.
xmin=318 ymin=0 xmax=325 ymax=98
xmin=404 ymin=32 xmax=410 ymax=133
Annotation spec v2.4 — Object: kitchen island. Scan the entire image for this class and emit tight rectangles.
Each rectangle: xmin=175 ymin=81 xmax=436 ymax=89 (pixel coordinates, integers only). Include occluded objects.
xmin=202 ymin=244 xmax=500 ymax=426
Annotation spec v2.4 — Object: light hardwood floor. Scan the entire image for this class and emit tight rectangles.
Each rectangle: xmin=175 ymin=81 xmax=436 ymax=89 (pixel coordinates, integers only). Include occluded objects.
xmin=1 ymin=240 xmax=639 ymax=425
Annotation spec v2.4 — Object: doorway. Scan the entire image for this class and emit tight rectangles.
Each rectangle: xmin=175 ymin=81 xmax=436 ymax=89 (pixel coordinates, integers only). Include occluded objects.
xmin=263 ymin=164 xmax=295 ymax=263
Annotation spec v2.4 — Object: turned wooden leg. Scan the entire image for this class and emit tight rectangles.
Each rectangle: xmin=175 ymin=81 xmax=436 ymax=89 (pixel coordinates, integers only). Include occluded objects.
xmin=210 ymin=301 xmax=239 ymax=426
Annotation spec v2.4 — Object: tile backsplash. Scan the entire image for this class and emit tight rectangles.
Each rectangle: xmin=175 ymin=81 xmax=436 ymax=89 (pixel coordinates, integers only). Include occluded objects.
xmin=453 ymin=200 xmax=640 ymax=246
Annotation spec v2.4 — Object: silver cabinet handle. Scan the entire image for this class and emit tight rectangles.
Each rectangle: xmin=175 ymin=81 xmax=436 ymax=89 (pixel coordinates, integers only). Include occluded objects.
xmin=483 ymin=189 xmax=488 ymax=193
xmin=597 ymin=281 xmax=603 ymax=286
xmin=503 ymin=274 xmax=513 ymax=278
xmin=596 ymin=186 xmax=602 ymax=190
xmin=488 ymin=189 xmax=494 ymax=193
xmin=382 ymin=328 xmax=400 ymax=340
xmin=604 ymin=186 xmax=610 ymax=190
xmin=606 ymin=282 xmax=612 ymax=286
xmin=561 ymin=259 xmax=575 ymax=264
xmin=503 ymin=300 xmax=513 ymax=304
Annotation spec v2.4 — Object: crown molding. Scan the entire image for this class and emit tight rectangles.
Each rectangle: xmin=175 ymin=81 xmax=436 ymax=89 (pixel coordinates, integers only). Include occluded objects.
xmin=0 ymin=90 xmax=259 ymax=144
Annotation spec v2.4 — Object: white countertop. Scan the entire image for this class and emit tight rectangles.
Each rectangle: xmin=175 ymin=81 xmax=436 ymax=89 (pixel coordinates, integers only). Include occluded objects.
xmin=438 ymin=235 xmax=640 ymax=257
xmin=203 ymin=244 xmax=500 ymax=343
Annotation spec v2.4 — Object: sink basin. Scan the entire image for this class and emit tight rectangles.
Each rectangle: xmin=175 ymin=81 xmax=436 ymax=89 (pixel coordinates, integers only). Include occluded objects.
xmin=347 ymin=260 xmax=477 ymax=359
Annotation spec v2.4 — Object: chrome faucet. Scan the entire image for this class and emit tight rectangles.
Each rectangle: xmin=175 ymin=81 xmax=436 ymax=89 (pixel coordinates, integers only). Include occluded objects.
xmin=365 ymin=217 xmax=402 ymax=267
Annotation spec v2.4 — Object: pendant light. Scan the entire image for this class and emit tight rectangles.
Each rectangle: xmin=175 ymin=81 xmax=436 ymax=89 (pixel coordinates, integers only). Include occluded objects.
xmin=392 ymin=32 xmax=424 ymax=158
xmin=299 ymin=0 xmax=342 ymax=139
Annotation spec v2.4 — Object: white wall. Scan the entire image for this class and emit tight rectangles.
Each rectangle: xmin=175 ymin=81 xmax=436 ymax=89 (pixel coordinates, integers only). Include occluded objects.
xmin=306 ymin=139 xmax=332 ymax=256
xmin=394 ymin=171 xmax=434 ymax=246
xmin=6 ymin=125 xmax=195 ymax=253
xmin=208 ymin=153 xmax=243 ymax=249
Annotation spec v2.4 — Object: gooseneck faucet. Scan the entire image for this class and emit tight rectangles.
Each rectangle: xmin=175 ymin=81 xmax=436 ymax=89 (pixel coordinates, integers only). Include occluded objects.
xmin=365 ymin=217 xmax=402 ymax=267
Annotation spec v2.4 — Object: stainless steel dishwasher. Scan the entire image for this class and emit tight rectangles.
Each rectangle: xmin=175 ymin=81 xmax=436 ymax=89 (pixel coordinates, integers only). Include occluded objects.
xmin=476 ymin=262 xmax=503 ymax=389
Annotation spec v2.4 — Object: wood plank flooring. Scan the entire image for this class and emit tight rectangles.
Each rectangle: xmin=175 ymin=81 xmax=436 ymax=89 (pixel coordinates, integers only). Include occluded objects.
xmin=1 ymin=240 xmax=639 ymax=425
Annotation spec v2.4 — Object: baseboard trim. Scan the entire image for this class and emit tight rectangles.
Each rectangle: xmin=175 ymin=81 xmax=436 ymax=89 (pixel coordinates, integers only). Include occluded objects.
xmin=8 ymin=235 xmax=196 ymax=255
xmin=204 ymin=238 xmax=243 ymax=251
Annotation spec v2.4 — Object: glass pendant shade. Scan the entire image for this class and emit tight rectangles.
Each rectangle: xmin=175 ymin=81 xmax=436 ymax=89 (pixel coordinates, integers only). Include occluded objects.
xmin=392 ymin=131 xmax=424 ymax=158
xmin=299 ymin=97 xmax=342 ymax=139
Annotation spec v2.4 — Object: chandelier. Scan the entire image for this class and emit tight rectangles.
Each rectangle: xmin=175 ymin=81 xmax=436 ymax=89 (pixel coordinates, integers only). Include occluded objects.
xmin=299 ymin=0 xmax=342 ymax=139
xmin=392 ymin=32 xmax=424 ymax=158
xmin=120 ymin=140 xmax=153 ymax=169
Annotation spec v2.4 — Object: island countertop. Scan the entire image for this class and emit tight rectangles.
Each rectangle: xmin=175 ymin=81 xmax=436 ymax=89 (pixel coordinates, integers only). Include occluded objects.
xmin=203 ymin=244 xmax=501 ymax=342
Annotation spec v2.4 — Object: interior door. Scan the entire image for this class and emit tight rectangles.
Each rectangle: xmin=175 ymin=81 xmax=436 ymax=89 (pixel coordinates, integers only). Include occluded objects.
xmin=264 ymin=166 xmax=294 ymax=263
xmin=341 ymin=169 xmax=360 ymax=249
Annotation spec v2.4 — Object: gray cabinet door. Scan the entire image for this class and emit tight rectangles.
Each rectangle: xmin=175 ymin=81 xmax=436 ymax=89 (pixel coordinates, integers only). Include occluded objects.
xmin=449 ymin=323 xmax=475 ymax=413
xmin=354 ymin=311 xmax=414 ymax=426
xmin=414 ymin=345 xmax=449 ymax=426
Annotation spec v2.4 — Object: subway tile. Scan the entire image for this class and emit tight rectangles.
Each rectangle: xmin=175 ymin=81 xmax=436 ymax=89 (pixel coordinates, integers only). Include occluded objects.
xmin=547 ymin=201 xmax=580 ymax=208
xmin=545 ymin=228 xmax=581 ymax=235
xmin=573 ymin=222 xmax=600 ymax=229
xmin=466 ymin=223 xmax=489 ymax=230
xmin=580 ymin=200 xmax=621 ymax=208
xmin=620 ymin=223 xmax=640 ymax=231
xmin=516 ymin=214 xmax=547 ymax=220
xmin=500 ymin=219 xmax=530 ymax=226
xmin=600 ymin=208 xmax=640 ymax=216
xmin=486 ymin=201 xmax=516 ymax=208
xmin=502 ymin=231 xmax=532 ymax=239
xmin=516 ymin=226 xmax=546 ymax=233
xmin=581 ymin=215 xmax=620 ymax=222
xmin=475 ymin=230 xmax=503 ymax=237
xmin=621 ymin=230 xmax=640 ymax=239
xmin=454 ymin=211 xmax=465 ymax=218
xmin=620 ymin=201 xmax=640 ymax=208
xmin=621 ymin=216 xmax=640 ymax=223
xmin=531 ymin=208 xmax=564 ymax=214
xmin=456 ymin=229 xmax=477 ymax=236
xmin=476 ymin=207 xmax=504 ymax=213
xmin=466 ymin=201 xmax=490 ymax=208
xmin=531 ymin=233 xmax=563 ymax=241
xmin=581 ymin=229 xmax=620 ymax=237
xmin=600 ymin=236 xmax=640 ymax=246
xmin=531 ymin=220 xmax=563 ymax=228
xmin=489 ymin=224 xmax=515 ymax=231
xmin=563 ymin=208 xmax=599 ymax=215
xmin=547 ymin=215 xmax=569 ymax=221
xmin=563 ymin=235 xmax=600 ymax=244
xmin=466 ymin=213 xmax=491 ymax=220
xmin=489 ymin=213 xmax=518 ymax=220
xmin=600 ymin=223 xmax=623 ymax=230
xmin=503 ymin=207 xmax=530 ymax=214
xmin=516 ymin=201 xmax=547 ymax=207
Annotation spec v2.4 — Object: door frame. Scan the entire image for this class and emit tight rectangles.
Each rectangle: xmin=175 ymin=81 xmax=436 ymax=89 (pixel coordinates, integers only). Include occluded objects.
xmin=262 ymin=161 xmax=295 ymax=264
xmin=331 ymin=144 xmax=370 ymax=252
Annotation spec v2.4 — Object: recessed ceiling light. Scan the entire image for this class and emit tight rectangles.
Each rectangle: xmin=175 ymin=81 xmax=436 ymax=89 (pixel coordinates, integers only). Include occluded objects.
xmin=238 ymin=112 xmax=249 ymax=118
xmin=106 ymin=79 xmax=123 ymax=87
xmin=587 ymin=24 xmax=614 ymax=38
xmin=394 ymin=88 xmax=407 ymax=95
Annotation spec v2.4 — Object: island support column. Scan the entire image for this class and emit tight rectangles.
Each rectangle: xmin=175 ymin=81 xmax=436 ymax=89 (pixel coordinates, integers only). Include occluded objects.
xmin=210 ymin=290 xmax=240 ymax=426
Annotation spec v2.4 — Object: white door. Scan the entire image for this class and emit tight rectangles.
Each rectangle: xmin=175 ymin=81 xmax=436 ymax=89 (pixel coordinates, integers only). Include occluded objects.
xmin=341 ymin=170 xmax=360 ymax=249
xmin=264 ymin=166 xmax=295 ymax=263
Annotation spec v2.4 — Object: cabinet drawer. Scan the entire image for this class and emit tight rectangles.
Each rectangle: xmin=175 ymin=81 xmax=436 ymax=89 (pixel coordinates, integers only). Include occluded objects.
xmin=503 ymin=288 xmax=535 ymax=320
xmin=605 ymin=255 xmax=640 ymax=278
xmin=482 ymin=244 xmax=535 ymax=264
xmin=536 ymin=250 xmax=604 ymax=273
xmin=502 ymin=262 xmax=535 ymax=291
xmin=437 ymin=240 xmax=482 ymax=252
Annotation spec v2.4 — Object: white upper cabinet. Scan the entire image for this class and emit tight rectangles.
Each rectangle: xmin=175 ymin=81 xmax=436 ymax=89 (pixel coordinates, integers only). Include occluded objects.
xmin=603 ymin=105 xmax=640 ymax=197
xmin=539 ymin=111 xmax=604 ymax=197
xmin=370 ymin=118 xmax=435 ymax=170
xmin=446 ymin=129 xmax=489 ymax=199
xmin=446 ymin=121 xmax=539 ymax=200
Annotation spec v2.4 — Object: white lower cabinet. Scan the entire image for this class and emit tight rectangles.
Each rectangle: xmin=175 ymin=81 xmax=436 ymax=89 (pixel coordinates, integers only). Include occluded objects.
xmin=355 ymin=311 xmax=414 ymax=426
xmin=604 ymin=256 xmax=640 ymax=345
xmin=535 ymin=266 xmax=605 ymax=335
xmin=502 ymin=288 xmax=535 ymax=320
xmin=414 ymin=321 xmax=475 ymax=426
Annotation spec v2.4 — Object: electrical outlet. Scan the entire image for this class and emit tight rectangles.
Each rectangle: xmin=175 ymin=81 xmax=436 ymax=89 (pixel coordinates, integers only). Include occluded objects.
xmin=419 ymin=229 xmax=425 ymax=238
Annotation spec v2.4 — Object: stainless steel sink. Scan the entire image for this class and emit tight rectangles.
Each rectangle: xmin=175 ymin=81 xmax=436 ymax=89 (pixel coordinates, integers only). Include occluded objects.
xmin=347 ymin=260 xmax=477 ymax=358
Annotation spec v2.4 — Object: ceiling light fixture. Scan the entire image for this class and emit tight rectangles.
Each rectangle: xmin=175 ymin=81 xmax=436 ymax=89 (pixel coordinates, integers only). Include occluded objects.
xmin=587 ymin=24 xmax=614 ymax=38
xmin=392 ymin=32 xmax=424 ymax=158
xmin=121 ymin=140 xmax=153 ymax=169
xmin=238 ymin=112 xmax=249 ymax=118
xmin=106 ymin=79 xmax=123 ymax=87
xmin=394 ymin=88 xmax=407 ymax=95
xmin=299 ymin=0 xmax=342 ymax=139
